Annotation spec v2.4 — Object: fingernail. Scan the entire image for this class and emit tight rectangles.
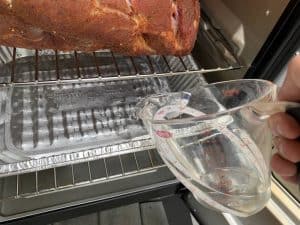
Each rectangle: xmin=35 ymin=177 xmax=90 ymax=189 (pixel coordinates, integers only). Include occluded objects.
xmin=269 ymin=120 xmax=280 ymax=136
xmin=273 ymin=125 xmax=281 ymax=136
xmin=273 ymin=137 xmax=284 ymax=155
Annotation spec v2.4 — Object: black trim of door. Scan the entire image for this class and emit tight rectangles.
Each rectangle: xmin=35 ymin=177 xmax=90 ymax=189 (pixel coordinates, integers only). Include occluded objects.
xmin=245 ymin=0 xmax=300 ymax=80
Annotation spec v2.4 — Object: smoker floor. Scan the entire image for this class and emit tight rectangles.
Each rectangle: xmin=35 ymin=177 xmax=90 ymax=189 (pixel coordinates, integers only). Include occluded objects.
xmin=50 ymin=197 xmax=198 ymax=225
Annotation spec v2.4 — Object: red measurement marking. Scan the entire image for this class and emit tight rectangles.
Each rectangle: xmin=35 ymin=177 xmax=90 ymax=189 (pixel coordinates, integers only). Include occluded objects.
xmin=241 ymin=137 xmax=252 ymax=147
xmin=156 ymin=130 xmax=173 ymax=138
xmin=157 ymin=110 xmax=165 ymax=115
xmin=240 ymin=143 xmax=246 ymax=148
xmin=223 ymin=89 xmax=240 ymax=97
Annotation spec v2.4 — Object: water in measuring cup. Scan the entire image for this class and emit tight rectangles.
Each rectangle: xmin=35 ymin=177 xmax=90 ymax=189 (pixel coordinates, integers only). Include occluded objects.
xmin=195 ymin=167 xmax=270 ymax=214
xmin=138 ymin=80 xmax=276 ymax=216
xmin=155 ymin=124 xmax=271 ymax=216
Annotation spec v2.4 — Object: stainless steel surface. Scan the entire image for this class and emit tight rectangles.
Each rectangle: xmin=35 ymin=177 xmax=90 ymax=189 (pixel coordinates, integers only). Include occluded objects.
xmin=0 ymin=164 xmax=175 ymax=220
xmin=1 ymin=48 xmax=205 ymax=84
xmin=50 ymin=201 xmax=192 ymax=225
xmin=140 ymin=202 xmax=169 ymax=225
xmin=201 ymin=0 xmax=289 ymax=81
xmin=0 ymin=178 xmax=179 ymax=221
xmin=99 ymin=203 xmax=143 ymax=225
xmin=49 ymin=197 xmax=201 ymax=225
xmin=1 ymin=149 xmax=164 ymax=199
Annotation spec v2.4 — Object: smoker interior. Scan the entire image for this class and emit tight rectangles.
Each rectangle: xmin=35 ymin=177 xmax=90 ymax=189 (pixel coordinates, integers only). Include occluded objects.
xmin=0 ymin=1 xmax=288 ymax=222
xmin=47 ymin=196 xmax=198 ymax=225
xmin=0 ymin=11 xmax=238 ymax=220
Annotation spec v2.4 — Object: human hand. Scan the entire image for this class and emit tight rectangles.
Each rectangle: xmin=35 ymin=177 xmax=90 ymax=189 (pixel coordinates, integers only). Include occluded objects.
xmin=269 ymin=55 xmax=300 ymax=184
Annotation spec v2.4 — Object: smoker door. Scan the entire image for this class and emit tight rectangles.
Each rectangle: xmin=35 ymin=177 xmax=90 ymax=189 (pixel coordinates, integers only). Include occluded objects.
xmin=245 ymin=0 xmax=300 ymax=79
xmin=245 ymin=2 xmax=300 ymax=224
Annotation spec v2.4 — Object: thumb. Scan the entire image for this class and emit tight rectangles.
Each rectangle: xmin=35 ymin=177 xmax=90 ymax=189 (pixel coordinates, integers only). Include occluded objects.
xmin=279 ymin=55 xmax=300 ymax=102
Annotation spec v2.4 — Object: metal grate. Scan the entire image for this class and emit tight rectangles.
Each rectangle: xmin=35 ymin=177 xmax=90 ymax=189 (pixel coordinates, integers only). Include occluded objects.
xmin=0 ymin=13 xmax=242 ymax=86
xmin=0 ymin=48 xmax=237 ymax=86
xmin=0 ymin=148 xmax=165 ymax=199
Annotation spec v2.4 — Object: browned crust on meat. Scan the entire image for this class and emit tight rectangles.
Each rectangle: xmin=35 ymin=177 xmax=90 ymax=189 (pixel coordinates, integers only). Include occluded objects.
xmin=0 ymin=0 xmax=200 ymax=56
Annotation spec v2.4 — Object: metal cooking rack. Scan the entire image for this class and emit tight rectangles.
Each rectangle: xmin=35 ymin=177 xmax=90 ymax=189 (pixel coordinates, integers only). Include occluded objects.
xmin=0 ymin=12 xmax=242 ymax=85
xmin=1 ymin=149 xmax=165 ymax=199
xmin=0 ymin=49 xmax=237 ymax=85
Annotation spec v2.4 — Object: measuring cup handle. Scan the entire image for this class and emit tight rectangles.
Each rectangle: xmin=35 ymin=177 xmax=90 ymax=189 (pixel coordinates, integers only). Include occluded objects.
xmin=285 ymin=107 xmax=300 ymax=185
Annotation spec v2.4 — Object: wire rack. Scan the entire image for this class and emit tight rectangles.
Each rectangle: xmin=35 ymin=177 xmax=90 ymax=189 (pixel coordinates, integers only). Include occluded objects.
xmin=0 ymin=13 xmax=242 ymax=86
xmin=1 ymin=148 xmax=165 ymax=199
xmin=0 ymin=49 xmax=236 ymax=86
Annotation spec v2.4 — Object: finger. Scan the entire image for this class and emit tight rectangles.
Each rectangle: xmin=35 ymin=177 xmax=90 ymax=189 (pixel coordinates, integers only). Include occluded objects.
xmin=279 ymin=55 xmax=300 ymax=101
xmin=271 ymin=154 xmax=297 ymax=176
xmin=274 ymin=137 xmax=300 ymax=163
xmin=268 ymin=112 xmax=300 ymax=139
xmin=281 ymin=175 xmax=299 ymax=184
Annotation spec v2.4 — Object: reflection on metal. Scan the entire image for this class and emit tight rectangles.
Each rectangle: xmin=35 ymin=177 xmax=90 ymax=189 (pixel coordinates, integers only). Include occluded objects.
xmin=267 ymin=179 xmax=300 ymax=225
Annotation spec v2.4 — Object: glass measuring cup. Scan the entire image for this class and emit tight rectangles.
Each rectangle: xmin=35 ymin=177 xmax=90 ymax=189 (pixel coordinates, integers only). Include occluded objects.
xmin=138 ymin=79 xmax=299 ymax=217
